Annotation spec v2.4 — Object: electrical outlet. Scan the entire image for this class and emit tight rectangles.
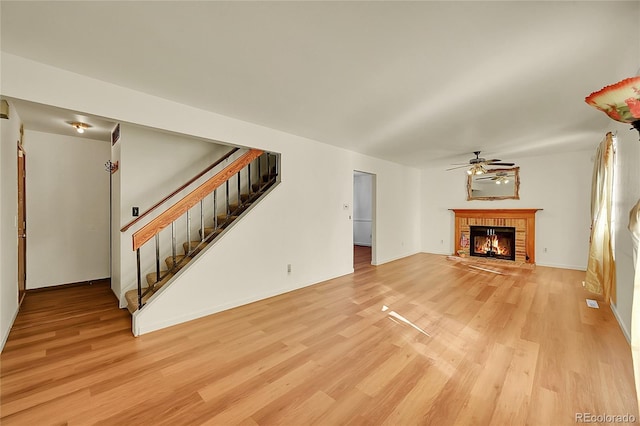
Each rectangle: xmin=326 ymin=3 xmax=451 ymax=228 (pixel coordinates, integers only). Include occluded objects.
xmin=287 ymin=264 xmax=292 ymax=273
xmin=132 ymin=207 xmax=139 ymax=217
xmin=543 ymin=247 xmax=547 ymax=253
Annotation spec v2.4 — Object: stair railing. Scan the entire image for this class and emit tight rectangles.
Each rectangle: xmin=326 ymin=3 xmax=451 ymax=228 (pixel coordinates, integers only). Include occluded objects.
xmin=130 ymin=149 xmax=280 ymax=310
xmin=120 ymin=147 xmax=240 ymax=233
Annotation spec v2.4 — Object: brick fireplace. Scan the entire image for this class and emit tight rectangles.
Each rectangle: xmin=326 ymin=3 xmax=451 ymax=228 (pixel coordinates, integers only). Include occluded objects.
xmin=451 ymin=209 xmax=541 ymax=263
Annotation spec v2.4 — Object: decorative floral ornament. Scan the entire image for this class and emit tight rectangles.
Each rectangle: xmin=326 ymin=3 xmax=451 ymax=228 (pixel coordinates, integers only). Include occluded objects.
xmin=586 ymin=76 xmax=640 ymax=126
xmin=586 ymin=76 xmax=640 ymax=139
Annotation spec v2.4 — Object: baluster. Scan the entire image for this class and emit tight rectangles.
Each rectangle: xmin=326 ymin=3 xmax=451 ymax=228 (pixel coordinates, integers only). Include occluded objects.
xmin=171 ymin=221 xmax=177 ymax=268
xmin=214 ymin=188 xmax=218 ymax=229
xmin=136 ymin=248 xmax=142 ymax=309
xmin=274 ymin=153 xmax=279 ymax=177
xmin=155 ymin=234 xmax=160 ymax=283
xmin=258 ymin=155 xmax=262 ymax=189
xmin=186 ymin=210 xmax=191 ymax=255
xmin=226 ymin=180 xmax=230 ymax=216
xmin=248 ymin=163 xmax=252 ymax=196
xmin=237 ymin=171 xmax=241 ymax=207
xmin=200 ymin=199 xmax=204 ymax=243
xmin=266 ymin=153 xmax=271 ymax=179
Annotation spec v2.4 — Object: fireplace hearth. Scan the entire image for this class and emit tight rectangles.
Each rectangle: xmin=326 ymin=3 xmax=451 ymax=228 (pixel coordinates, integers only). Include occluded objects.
xmin=469 ymin=226 xmax=516 ymax=261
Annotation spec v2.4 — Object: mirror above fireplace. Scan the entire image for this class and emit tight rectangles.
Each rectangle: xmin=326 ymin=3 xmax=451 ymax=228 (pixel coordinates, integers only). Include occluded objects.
xmin=467 ymin=167 xmax=520 ymax=201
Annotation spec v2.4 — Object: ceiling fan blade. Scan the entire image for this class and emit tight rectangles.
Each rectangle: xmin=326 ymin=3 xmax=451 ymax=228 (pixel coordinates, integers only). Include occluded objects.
xmin=484 ymin=159 xmax=501 ymax=163
xmin=446 ymin=165 xmax=472 ymax=171
xmin=488 ymin=162 xmax=515 ymax=166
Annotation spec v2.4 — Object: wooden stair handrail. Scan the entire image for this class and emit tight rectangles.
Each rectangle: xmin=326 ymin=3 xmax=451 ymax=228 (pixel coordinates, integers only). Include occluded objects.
xmin=132 ymin=149 xmax=264 ymax=251
xmin=121 ymin=147 xmax=240 ymax=233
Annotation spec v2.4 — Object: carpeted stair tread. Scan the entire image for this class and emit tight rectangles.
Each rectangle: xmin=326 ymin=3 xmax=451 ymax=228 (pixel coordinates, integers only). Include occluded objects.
xmin=183 ymin=240 xmax=208 ymax=254
xmin=125 ymin=288 xmax=152 ymax=314
xmin=165 ymin=254 xmax=187 ymax=269
xmin=216 ymin=214 xmax=239 ymax=225
xmin=146 ymin=271 xmax=173 ymax=287
xmin=200 ymin=227 xmax=223 ymax=238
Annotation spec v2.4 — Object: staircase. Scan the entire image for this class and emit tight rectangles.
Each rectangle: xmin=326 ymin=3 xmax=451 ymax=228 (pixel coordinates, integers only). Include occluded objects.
xmin=123 ymin=149 xmax=279 ymax=314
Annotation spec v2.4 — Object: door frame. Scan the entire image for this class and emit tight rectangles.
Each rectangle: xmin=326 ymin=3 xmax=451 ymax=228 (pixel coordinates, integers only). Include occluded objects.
xmin=17 ymin=127 xmax=26 ymax=303
xmin=353 ymin=170 xmax=376 ymax=265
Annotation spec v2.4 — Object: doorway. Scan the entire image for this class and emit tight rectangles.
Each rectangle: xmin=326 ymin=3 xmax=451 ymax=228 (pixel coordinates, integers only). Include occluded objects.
xmin=353 ymin=171 xmax=375 ymax=268
xmin=17 ymin=131 xmax=26 ymax=304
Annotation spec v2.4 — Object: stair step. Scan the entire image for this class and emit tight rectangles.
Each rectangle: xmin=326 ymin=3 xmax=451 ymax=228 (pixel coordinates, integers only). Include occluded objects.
xmin=216 ymin=214 xmax=239 ymax=226
xmin=262 ymin=173 xmax=277 ymax=182
xmin=200 ymin=227 xmax=223 ymax=239
xmin=146 ymin=271 xmax=173 ymax=287
xmin=183 ymin=240 xmax=208 ymax=254
xmin=125 ymin=286 xmax=156 ymax=314
xmin=229 ymin=201 xmax=253 ymax=213
xmin=165 ymin=254 xmax=187 ymax=269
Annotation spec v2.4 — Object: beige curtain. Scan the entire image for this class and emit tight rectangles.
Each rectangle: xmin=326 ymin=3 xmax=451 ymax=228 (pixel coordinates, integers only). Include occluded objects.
xmin=630 ymin=199 xmax=640 ymax=411
xmin=585 ymin=132 xmax=616 ymax=303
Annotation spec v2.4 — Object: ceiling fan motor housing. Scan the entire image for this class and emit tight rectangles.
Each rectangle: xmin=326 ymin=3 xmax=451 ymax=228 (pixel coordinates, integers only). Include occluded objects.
xmin=470 ymin=151 xmax=485 ymax=164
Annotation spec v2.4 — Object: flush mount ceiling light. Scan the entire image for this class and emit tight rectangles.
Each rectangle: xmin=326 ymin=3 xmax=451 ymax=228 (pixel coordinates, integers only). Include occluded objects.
xmin=585 ymin=76 xmax=640 ymax=138
xmin=69 ymin=121 xmax=92 ymax=134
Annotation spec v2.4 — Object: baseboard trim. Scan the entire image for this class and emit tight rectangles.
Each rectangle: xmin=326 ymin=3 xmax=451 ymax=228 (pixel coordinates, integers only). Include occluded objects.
xmin=535 ymin=262 xmax=586 ymax=271
xmin=1 ymin=304 xmax=19 ymax=353
xmin=421 ymin=250 xmax=454 ymax=256
xmin=373 ymin=250 xmax=420 ymax=266
xmin=26 ymin=277 xmax=110 ymax=292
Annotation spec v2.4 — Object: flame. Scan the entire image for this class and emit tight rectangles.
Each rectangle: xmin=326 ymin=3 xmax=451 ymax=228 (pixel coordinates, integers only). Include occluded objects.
xmin=474 ymin=235 xmax=511 ymax=256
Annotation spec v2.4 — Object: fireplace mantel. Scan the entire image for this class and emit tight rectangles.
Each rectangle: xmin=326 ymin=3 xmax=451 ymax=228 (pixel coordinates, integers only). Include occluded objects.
xmin=450 ymin=209 xmax=542 ymax=263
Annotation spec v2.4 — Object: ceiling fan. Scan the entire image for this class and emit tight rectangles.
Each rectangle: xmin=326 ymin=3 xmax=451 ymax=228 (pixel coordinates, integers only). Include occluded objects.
xmin=446 ymin=151 xmax=515 ymax=175
xmin=475 ymin=170 xmax=515 ymax=184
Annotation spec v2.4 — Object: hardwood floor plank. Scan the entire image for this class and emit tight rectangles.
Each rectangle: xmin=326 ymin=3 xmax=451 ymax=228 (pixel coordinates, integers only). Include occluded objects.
xmin=1 ymin=251 xmax=637 ymax=425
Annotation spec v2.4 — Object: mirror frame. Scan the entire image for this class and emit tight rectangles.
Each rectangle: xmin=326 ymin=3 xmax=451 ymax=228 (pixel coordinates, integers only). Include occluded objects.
xmin=467 ymin=167 xmax=520 ymax=201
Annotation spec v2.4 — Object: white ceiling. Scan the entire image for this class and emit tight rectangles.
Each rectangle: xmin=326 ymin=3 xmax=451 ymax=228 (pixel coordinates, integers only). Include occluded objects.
xmin=4 ymin=98 xmax=115 ymax=142
xmin=1 ymin=1 xmax=639 ymax=168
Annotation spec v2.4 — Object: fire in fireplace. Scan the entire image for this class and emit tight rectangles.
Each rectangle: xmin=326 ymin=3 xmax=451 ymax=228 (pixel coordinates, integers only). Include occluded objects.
xmin=469 ymin=226 xmax=516 ymax=261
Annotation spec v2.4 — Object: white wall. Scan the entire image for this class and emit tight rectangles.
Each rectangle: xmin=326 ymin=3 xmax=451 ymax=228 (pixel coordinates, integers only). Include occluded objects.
xmin=421 ymin=149 xmax=594 ymax=270
xmin=23 ymin=130 xmax=110 ymax=289
xmin=0 ymin=99 xmax=21 ymax=351
xmin=612 ymin=124 xmax=640 ymax=341
xmin=113 ymin=124 xmax=233 ymax=302
xmin=353 ymin=172 xmax=373 ymax=246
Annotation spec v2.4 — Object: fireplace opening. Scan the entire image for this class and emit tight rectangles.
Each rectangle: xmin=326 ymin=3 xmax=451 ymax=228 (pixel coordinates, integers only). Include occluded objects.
xmin=469 ymin=226 xmax=516 ymax=261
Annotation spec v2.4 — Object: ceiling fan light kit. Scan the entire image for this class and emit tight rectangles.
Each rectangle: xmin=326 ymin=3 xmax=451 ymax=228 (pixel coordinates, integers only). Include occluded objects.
xmin=585 ymin=76 xmax=640 ymax=138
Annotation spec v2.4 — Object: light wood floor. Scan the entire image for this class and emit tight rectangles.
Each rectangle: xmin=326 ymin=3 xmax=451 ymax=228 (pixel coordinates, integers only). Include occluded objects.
xmin=1 ymin=250 xmax=637 ymax=425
